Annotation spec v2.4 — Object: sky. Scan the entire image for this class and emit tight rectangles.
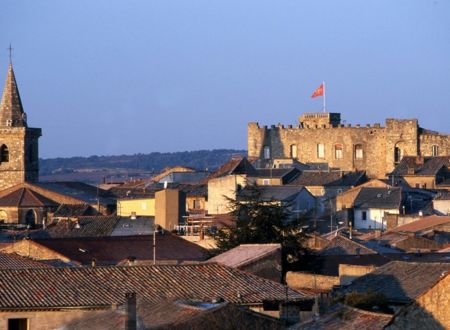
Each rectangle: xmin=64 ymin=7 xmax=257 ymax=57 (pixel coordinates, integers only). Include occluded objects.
xmin=0 ymin=1 xmax=449 ymax=158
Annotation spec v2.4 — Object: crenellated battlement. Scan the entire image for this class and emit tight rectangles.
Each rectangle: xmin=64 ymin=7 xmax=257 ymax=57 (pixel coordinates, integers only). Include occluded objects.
xmin=248 ymin=112 xmax=449 ymax=178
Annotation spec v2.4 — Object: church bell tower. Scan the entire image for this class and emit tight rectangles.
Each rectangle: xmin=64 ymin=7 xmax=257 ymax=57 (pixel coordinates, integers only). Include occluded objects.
xmin=0 ymin=63 xmax=41 ymax=190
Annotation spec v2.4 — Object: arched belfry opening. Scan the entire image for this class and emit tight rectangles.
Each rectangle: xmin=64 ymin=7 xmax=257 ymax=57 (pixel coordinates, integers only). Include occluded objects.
xmin=0 ymin=145 xmax=9 ymax=163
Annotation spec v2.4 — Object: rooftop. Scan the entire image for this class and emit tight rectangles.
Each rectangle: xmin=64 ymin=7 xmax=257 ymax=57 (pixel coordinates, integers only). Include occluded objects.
xmin=288 ymin=171 xmax=366 ymax=187
xmin=32 ymin=233 xmax=208 ymax=265
xmin=339 ymin=261 xmax=450 ymax=303
xmin=208 ymin=244 xmax=281 ymax=268
xmin=353 ymin=187 xmax=402 ymax=209
xmin=390 ymin=215 xmax=450 ymax=233
xmin=0 ymin=263 xmax=309 ymax=309
xmin=390 ymin=156 xmax=450 ymax=177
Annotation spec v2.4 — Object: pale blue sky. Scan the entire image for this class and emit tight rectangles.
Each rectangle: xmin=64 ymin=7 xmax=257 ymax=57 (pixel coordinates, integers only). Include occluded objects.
xmin=1 ymin=0 xmax=449 ymax=158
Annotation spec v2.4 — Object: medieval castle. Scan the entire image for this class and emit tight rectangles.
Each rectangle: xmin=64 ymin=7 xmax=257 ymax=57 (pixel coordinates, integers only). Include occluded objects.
xmin=248 ymin=112 xmax=449 ymax=178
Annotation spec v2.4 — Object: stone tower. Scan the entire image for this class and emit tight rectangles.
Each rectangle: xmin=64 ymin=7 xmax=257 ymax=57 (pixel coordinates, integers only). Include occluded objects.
xmin=0 ymin=64 xmax=41 ymax=190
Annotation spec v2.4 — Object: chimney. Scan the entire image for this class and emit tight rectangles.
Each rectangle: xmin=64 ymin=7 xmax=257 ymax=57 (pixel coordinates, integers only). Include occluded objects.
xmin=125 ymin=292 xmax=137 ymax=330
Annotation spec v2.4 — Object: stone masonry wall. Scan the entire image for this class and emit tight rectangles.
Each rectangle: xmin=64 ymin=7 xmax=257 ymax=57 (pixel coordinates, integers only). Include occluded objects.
xmin=0 ymin=127 xmax=40 ymax=190
xmin=387 ymin=273 xmax=450 ymax=330
xmin=248 ymin=115 xmax=449 ymax=179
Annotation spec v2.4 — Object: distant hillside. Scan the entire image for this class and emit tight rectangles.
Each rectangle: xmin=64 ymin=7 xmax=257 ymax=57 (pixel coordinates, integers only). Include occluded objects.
xmin=39 ymin=149 xmax=247 ymax=184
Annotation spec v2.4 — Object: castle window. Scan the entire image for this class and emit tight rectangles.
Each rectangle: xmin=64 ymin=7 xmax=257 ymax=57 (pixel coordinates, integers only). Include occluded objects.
xmin=432 ymin=145 xmax=439 ymax=156
xmin=263 ymin=146 xmax=271 ymax=160
xmin=394 ymin=146 xmax=403 ymax=163
xmin=290 ymin=144 xmax=298 ymax=159
xmin=317 ymin=144 xmax=325 ymax=159
xmin=0 ymin=145 xmax=9 ymax=163
xmin=354 ymin=144 xmax=363 ymax=160
xmin=334 ymin=144 xmax=343 ymax=159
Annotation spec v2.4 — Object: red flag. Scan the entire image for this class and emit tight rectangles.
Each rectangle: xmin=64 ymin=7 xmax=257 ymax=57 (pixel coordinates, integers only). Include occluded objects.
xmin=311 ymin=83 xmax=324 ymax=98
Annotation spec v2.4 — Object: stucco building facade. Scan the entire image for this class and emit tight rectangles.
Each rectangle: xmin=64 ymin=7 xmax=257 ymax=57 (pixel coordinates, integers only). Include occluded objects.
xmin=248 ymin=112 xmax=449 ymax=178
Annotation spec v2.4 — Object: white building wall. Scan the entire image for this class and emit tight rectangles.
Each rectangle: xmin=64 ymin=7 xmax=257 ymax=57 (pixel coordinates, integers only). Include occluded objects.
xmin=354 ymin=208 xmax=399 ymax=230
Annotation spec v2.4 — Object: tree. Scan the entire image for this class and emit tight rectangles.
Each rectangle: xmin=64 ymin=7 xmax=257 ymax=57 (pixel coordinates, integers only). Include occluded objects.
xmin=215 ymin=184 xmax=309 ymax=262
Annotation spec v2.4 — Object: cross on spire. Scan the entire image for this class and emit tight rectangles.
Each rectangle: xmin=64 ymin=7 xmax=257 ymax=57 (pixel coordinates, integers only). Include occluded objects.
xmin=7 ymin=44 xmax=13 ymax=64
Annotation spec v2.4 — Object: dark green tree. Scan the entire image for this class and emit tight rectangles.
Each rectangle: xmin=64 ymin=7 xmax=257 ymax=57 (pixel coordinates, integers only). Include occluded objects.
xmin=215 ymin=184 xmax=309 ymax=262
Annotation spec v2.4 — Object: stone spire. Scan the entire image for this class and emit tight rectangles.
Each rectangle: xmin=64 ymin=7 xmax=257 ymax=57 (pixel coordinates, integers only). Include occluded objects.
xmin=0 ymin=63 xmax=27 ymax=127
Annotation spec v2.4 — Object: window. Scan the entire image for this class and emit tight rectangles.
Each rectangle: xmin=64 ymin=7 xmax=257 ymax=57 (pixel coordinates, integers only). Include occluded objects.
xmin=263 ymin=146 xmax=271 ymax=160
xmin=290 ymin=144 xmax=298 ymax=159
xmin=334 ymin=144 xmax=343 ymax=159
xmin=263 ymin=179 xmax=270 ymax=185
xmin=193 ymin=199 xmax=201 ymax=209
xmin=6 ymin=119 xmax=13 ymax=127
xmin=8 ymin=318 xmax=28 ymax=330
xmin=362 ymin=211 xmax=367 ymax=220
xmin=0 ymin=145 xmax=9 ymax=163
xmin=394 ymin=146 xmax=403 ymax=163
xmin=354 ymin=144 xmax=363 ymax=160
xmin=317 ymin=144 xmax=325 ymax=159
xmin=432 ymin=145 xmax=439 ymax=156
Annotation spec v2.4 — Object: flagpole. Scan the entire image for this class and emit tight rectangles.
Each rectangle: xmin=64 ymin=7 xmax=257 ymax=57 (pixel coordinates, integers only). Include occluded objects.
xmin=323 ymin=81 xmax=326 ymax=113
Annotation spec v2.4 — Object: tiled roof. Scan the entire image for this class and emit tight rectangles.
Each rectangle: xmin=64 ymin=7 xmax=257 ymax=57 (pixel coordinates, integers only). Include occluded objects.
xmin=33 ymin=233 xmax=208 ymax=265
xmin=53 ymin=204 xmax=95 ymax=217
xmin=353 ymin=187 xmax=402 ymax=209
xmin=434 ymin=190 xmax=450 ymax=200
xmin=110 ymin=217 xmax=154 ymax=236
xmin=390 ymin=215 xmax=450 ymax=233
xmin=65 ymin=300 xmax=283 ymax=330
xmin=0 ymin=264 xmax=309 ymax=309
xmin=390 ymin=156 xmax=450 ymax=176
xmin=319 ymin=235 xmax=377 ymax=256
xmin=204 ymin=157 xmax=256 ymax=182
xmin=237 ymin=185 xmax=308 ymax=202
xmin=252 ymin=168 xmax=300 ymax=180
xmin=39 ymin=216 xmax=120 ymax=238
xmin=0 ymin=252 xmax=53 ymax=269
xmin=0 ymin=188 xmax=58 ymax=207
xmin=289 ymin=171 xmax=366 ymax=187
xmin=339 ymin=261 xmax=450 ymax=303
xmin=295 ymin=304 xmax=392 ymax=330
xmin=208 ymin=244 xmax=281 ymax=268
xmin=34 ymin=181 xmax=116 ymax=205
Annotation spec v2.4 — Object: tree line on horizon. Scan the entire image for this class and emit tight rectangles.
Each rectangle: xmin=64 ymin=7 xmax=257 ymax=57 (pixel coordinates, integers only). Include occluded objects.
xmin=39 ymin=149 xmax=247 ymax=176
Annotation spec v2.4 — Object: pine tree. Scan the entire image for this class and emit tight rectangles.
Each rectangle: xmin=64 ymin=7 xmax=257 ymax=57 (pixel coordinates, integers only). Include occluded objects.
xmin=215 ymin=184 xmax=309 ymax=262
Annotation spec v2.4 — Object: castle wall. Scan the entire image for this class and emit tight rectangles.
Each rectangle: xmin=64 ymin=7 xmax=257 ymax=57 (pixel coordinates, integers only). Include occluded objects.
xmin=420 ymin=133 xmax=450 ymax=157
xmin=248 ymin=116 xmax=448 ymax=179
xmin=249 ymin=122 xmax=388 ymax=178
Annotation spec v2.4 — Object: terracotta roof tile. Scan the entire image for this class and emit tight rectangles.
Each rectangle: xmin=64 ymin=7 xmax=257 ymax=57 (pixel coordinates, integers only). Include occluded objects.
xmin=0 ymin=264 xmax=309 ymax=309
xmin=33 ymin=233 xmax=208 ymax=265
xmin=390 ymin=215 xmax=450 ymax=233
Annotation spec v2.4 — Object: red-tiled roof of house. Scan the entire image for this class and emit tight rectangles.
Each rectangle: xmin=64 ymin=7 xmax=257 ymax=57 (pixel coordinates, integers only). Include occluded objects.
xmin=208 ymin=244 xmax=281 ymax=268
xmin=295 ymin=304 xmax=392 ymax=330
xmin=0 ymin=187 xmax=58 ymax=207
xmin=32 ymin=233 xmax=209 ymax=265
xmin=203 ymin=157 xmax=255 ymax=183
xmin=37 ymin=216 xmax=120 ymax=239
xmin=0 ymin=264 xmax=309 ymax=309
xmin=65 ymin=299 xmax=284 ymax=330
xmin=390 ymin=215 xmax=450 ymax=233
xmin=318 ymin=234 xmax=377 ymax=256
xmin=0 ymin=252 xmax=53 ymax=269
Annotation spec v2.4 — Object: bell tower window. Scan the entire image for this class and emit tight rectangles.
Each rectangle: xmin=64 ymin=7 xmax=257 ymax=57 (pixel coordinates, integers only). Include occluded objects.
xmin=0 ymin=145 xmax=9 ymax=163
xmin=431 ymin=145 xmax=439 ymax=157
